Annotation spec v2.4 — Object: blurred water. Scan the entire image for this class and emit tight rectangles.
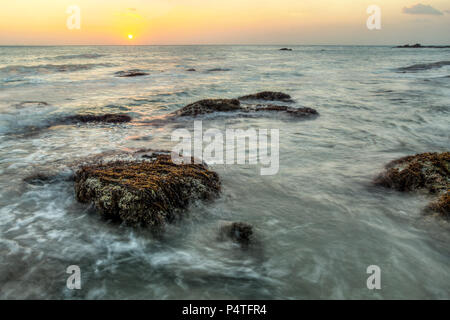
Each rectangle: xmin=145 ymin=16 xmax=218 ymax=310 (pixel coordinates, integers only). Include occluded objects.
xmin=0 ymin=46 xmax=449 ymax=299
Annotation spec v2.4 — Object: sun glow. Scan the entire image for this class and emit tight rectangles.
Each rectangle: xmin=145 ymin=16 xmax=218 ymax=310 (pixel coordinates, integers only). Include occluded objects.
xmin=128 ymin=34 xmax=133 ymax=40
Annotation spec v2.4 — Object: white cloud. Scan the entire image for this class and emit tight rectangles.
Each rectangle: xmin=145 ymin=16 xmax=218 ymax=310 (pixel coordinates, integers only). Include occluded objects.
xmin=403 ymin=4 xmax=443 ymax=16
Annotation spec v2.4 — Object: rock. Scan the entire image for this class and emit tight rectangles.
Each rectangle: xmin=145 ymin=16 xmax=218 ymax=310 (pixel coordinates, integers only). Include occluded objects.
xmin=207 ymin=68 xmax=231 ymax=72
xmin=171 ymin=97 xmax=318 ymax=119
xmin=395 ymin=44 xmax=450 ymax=49
xmin=428 ymin=192 xmax=449 ymax=217
xmin=65 ymin=114 xmax=132 ymax=124
xmin=114 ymin=69 xmax=149 ymax=77
xmin=374 ymin=152 xmax=449 ymax=216
xmin=219 ymin=222 xmax=253 ymax=244
xmin=239 ymin=91 xmax=294 ymax=102
xmin=279 ymin=48 xmax=293 ymax=51
xmin=397 ymin=61 xmax=450 ymax=72
xmin=172 ymin=99 xmax=241 ymax=117
xmin=253 ymin=105 xmax=319 ymax=117
xmin=74 ymin=150 xmax=221 ymax=227
xmin=23 ymin=170 xmax=74 ymax=186
xmin=23 ymin=173 xmax=54 ymax=186
xmin=186 ymin=68 xmax=196 ymax=72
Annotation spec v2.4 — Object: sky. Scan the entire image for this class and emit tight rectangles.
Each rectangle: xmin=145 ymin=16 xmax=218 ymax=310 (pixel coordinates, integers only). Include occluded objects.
xmin=0 ymin=0 xmax=449 ymax=45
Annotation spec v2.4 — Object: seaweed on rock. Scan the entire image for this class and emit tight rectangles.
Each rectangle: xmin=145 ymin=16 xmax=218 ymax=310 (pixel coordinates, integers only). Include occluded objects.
xmin=74 ymin=153 xmax=221 ymax=227
xmin=375 ymin=152 xmax=449 ymax=217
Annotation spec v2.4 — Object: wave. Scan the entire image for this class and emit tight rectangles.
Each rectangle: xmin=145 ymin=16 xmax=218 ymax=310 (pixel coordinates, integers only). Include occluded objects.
xmin=52 ymin=53 xmax=105 ymax=60
xmin=0 ymin=63 xmax=112 ymax=75
xmin=397 ymin=61 xmax=450 ymax=73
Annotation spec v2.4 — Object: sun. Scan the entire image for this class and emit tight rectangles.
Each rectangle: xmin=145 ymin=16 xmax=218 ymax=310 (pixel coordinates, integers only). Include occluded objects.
xmin=128 ymin=34 xmax=133 ymax=40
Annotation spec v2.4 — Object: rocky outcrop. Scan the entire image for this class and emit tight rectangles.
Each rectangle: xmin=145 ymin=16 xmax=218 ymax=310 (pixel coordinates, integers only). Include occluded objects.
xmin=374 ymin=152 xmax=449 ymax=217
xmin=74 ymin=150 xmax=221 ymax=227
xmin=239 ymin=91 xmax=294 ymax=102
xmin=114 ymin=69 xmax=149 ymax=77
xmin=172 ymin=99 xmax=242 ymax=116
xmin=218 ymin=222 xmax=253 ymax=244
xmin=65 ymin=114 xmax=132 ymax=124
xmin=395 ymin=44 xmax=450 ymax=49
xmin=252 ymin=104 xmax=318 ymax=117
xmin=171 ymin=95 xmax=318 ymax=118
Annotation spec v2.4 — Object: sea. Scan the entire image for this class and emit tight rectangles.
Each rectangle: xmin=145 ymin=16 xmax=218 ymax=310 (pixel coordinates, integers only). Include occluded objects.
xmin=0 ymin=45 xmax=449 ymax=299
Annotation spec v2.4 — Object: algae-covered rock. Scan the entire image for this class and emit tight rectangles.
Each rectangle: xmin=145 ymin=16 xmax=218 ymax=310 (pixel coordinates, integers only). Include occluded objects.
xmin=171 ymin=97 xmax=318 ymax=118
xmin=74 ymin=151 xmax=221 ymax=227
xmin=252 ymin=105 xmax=318 ymax=117
xmin=375 ymin=152 xmax=449 ymax=217
xmin=428 ymin=191 xmax=449 ymax=217
xmin=173 ymin=99 xmax=241 ymax=117
xmin=239 ymin=91 xmax=293 ymax=102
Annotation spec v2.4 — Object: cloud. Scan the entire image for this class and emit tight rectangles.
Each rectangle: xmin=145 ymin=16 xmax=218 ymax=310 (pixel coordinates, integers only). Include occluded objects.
xmin=403 ymin=4 xmax=443 ymax=15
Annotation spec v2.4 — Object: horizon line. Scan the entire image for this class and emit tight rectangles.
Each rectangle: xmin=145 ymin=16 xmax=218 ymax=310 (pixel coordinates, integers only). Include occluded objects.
xmin=0 ymin=43 xmax=442 ymax=47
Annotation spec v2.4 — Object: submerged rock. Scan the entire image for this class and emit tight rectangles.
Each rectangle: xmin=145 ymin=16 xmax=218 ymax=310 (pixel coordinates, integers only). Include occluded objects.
xmin=14 ymin=101 xmax=49 ymax=109
xmin=186 ymin=68 xmax=196 ymax=72
xmin=218 ymin=222 xmax=253 ymax=244
xmin=239 ymin=91 xmax=294 ymax=102
xmin=207 ymin=68 xmax=231 ymax=72
xmin=397 ymin=61 xmax=450 ymax=72
xmin=173 ymin=99 xmax=242 ymax=117
xmin=74 ymin=151 xmax=221 ymax=227
xmin=23 ymin=173 xmax=55 ymax=186
xmin=374 ymin=152 xmax=449 ymax=217
xmin=279 ymin=48 xmax=293 ymax=51
xmin=65 ymin=114 xmax=132 ymax=124
xmin=114 ymin=69 xmax=149 ymax=77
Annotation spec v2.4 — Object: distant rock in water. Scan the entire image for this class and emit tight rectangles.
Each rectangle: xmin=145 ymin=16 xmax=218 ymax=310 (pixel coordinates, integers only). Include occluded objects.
xmin=65 ymin=114 xmax=132 ymax=124
xmin=173 ymin=99 xmax=242 ymax=116
xmin=207 ymin=68 xmax=231 ymax=72
xmin=374 ymin=152 xmax=449 ymax=217
xmin=397 ymin=61 xmax=450 ymax=72
xmin=239 ymin=91 xmax=294 ymax=102
xmin=395 ymin=44 xmax=450 ymax=49
xmin=114 ymin=69 xmax=149 ymax=77
xmin=218 ymin=222 xmax=253 ymax=244
xmin=186 ymin=68 xmax=196 ymax=72
xmin=279 ymin=48 xmax=293 ymax=51
xmin=74 ymin=150 xmax=221 ymax=227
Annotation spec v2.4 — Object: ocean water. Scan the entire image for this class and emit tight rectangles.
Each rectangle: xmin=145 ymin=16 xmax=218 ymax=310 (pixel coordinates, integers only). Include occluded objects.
xmin=0 ymin=45 xmax=449 ymax=299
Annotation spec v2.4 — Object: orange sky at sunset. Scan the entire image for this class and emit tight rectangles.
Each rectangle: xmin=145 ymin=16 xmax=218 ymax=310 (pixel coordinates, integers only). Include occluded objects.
xmin=0 ymin=0 xmax=449 ymax=45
